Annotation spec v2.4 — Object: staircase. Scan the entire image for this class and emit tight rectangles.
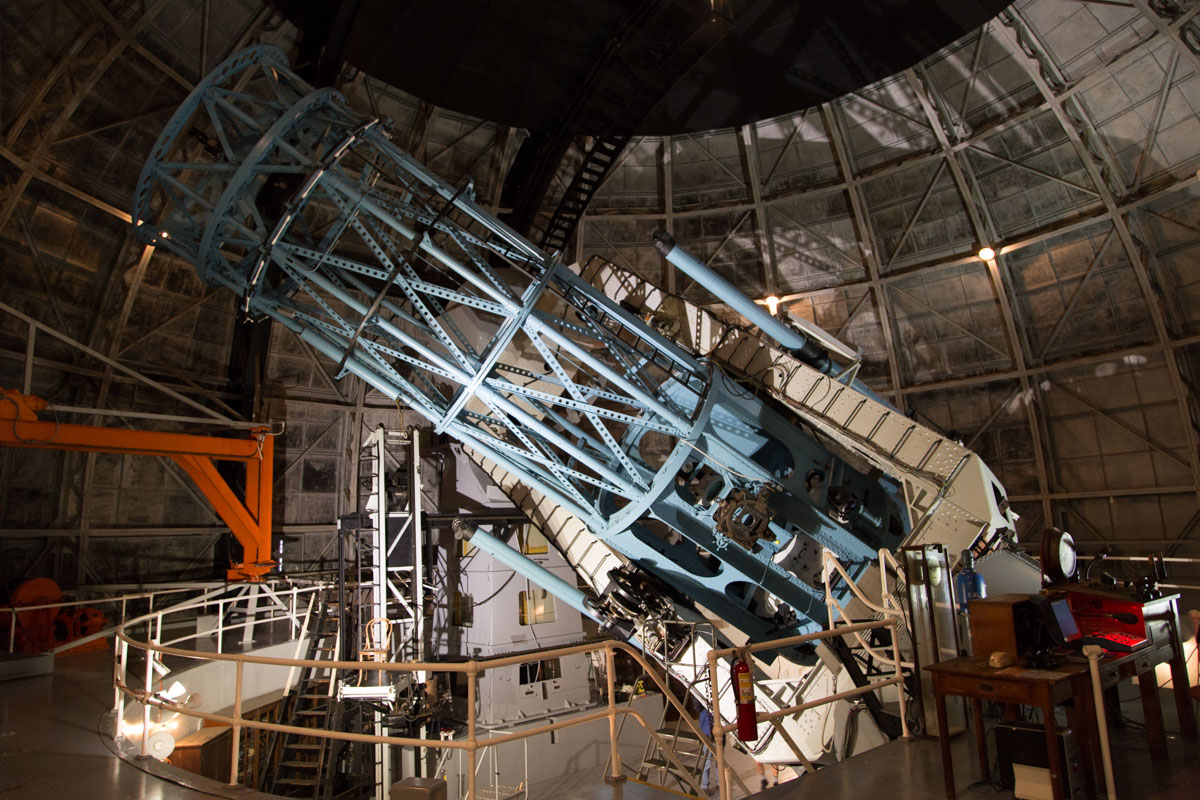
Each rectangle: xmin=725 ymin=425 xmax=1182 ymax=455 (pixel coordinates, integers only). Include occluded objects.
xmin=263 ymin=595 xmax=343 ymax=798
xmin=822 ymin=548 xmax=915 ymax=741
xmin=538 ymin=135 xmax=629 ymax=255
xmin=637 ymin=709 xmax=709 ymax=794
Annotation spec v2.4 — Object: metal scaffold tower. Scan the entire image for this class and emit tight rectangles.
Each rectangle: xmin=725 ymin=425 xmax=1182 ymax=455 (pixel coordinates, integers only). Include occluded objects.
xmin=346 ymin=426 xmax=426 ymax=796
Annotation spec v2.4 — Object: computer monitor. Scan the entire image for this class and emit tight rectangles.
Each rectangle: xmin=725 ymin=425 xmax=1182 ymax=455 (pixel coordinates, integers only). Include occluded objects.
xmin=1049 ymin=597 xmax=1081 ymax=643
xmin=1028 ymin=594 xmax=1081 ymax=646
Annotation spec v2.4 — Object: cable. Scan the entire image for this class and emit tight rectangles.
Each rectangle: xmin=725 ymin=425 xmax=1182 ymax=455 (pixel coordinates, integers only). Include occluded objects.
xmin=677 ymin=438 xmax=781 ymax=484
xmin=964 ymin=723 xmax=1004 ymax=793
xmin=3 ymin=393 xmax=60 ymax=444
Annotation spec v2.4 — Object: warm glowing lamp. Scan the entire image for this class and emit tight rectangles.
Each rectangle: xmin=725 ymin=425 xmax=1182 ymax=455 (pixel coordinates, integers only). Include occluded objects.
xmin=977 ymin=246 xmax=996 ymax=261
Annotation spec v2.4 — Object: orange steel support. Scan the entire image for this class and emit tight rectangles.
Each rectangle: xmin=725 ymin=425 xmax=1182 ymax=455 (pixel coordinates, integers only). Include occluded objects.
xmin=0 ymin=389 xmax=274 ymax=580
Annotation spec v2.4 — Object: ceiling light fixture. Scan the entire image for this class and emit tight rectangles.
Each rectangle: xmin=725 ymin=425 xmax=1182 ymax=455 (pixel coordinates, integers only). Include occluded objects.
xmin=765 ymin=295 xmax=780 ymax=316
xmin=977 ymin=246 xmax=996 ymax=261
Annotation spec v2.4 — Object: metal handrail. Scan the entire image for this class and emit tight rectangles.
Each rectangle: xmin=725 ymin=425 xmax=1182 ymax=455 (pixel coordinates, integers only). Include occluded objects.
xmin=705 ymin=618 xmax=910 ymax=800
xmin=822 ymin=548 xmax=915 ymax=669
xmin=112 ymin=584 xmax=914 ymax=799
xmin=106 ymin=575 xmax=725 ymax=799
xmin=5 ymin=584 xmax=204 ymax=652
xmin=115 ymin=630 xmax=716 ymax=798
xmin=6 ymin=580 xmax=326 ymax=654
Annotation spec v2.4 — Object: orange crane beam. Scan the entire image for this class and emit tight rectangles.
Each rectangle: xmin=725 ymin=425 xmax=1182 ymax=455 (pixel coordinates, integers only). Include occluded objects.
xmin=1 ymin=389 xmax=274 ymax=581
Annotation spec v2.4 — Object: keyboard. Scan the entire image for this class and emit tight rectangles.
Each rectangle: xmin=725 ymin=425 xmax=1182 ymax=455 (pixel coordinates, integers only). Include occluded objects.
xmin=1081 ymin=630 xmax=1148 ymax=653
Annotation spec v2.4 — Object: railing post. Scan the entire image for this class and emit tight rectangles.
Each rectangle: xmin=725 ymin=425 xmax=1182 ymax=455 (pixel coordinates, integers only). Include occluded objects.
xmin=217 ymin=599 xmax=224 ymax=654
xmin=230 ymin=659 xmax=244 ymax=785
xmin=112 ymin=633 xmax=122 ymax=712
xmin=142 ymin=632 xmax=154 ymax=757
xmin=8 ymin=611 xmax=15 ymax=653
xmin=879 ymin=548 xmax=891 ymax=613
xmin=605 ymin=644 xmax=623 ymax=782
xmin=467 ymin=661 xmax=478 ymax=800
xmin=115 ymin=637 xmax=129 ymax=738
xmin=708 ymin=649 xmax=730 ymax=800
xmin=491 ymin=743 xmax=498 ymax=799
xmin=241 ymin=584 xmax=258 ymax=645
xmin=892 ymin=617 xmax=910 ymax=738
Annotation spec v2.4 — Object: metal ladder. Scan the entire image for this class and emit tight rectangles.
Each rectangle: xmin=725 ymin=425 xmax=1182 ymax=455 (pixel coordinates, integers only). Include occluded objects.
xmin=265 ymin=593 xmax=343 ymax=798
xmin=353 ymin=426 xmax=421 ymax=649
xmin=349 ymin=426 xmax=424 ymax=799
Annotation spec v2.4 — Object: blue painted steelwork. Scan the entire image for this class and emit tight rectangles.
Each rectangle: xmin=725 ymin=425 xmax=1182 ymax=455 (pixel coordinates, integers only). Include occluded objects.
xmin=652 ymin=231 xmax=816 ymax=359
xmin=451 ymin=519 xmax=605 ymax=626
xmin=134 ymin=47 xmax=910 ymax=659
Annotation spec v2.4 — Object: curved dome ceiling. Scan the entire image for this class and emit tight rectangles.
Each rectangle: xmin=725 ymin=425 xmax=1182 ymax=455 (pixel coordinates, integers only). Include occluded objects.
xmin=0 ymin=0 xmax=1197 ymax=592
xmin=270 ymin=0 xmax=1011 ymax=134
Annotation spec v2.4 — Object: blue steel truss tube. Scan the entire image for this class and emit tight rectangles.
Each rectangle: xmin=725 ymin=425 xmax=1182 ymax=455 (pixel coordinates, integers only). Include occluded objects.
xmin=135 ymin=46 xmax=914 ymax=657
xmin=451 ymin=519 xmax=605 ymax=626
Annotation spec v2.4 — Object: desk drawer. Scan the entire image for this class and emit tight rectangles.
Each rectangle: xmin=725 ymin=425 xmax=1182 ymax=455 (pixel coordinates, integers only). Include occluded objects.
xmin=1130 ymin=649 xmax=1162 ymax=675
xmin=937 ymin=674 xmax=1033 ymax=705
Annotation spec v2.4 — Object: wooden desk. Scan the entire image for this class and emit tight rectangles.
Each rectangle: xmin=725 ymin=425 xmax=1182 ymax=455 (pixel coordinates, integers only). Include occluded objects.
xmin=1067 ymin=590 xmax=1198 ymax=743
xmin=928 ymin=657 xmax=1088 ymax=800
xmin=928 ymin=643 xmax=1192 ymax=800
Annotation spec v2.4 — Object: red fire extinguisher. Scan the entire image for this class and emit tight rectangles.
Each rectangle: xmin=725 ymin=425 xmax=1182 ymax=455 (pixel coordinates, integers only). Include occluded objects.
xmin=733 ymin=654 xmax=758 ymax=741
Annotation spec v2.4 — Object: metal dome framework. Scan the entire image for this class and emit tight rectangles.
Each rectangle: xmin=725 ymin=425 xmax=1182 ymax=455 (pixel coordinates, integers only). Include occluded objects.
xmin=578 ymin=2 xmax=1200 ymax=558
xmin=0 ymin=0 xmax=1197 ymax=589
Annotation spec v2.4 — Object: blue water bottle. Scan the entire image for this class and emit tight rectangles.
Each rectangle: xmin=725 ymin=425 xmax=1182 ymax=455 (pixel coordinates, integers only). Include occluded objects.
xmin=955 ymin=549 xmax=987 ymax=654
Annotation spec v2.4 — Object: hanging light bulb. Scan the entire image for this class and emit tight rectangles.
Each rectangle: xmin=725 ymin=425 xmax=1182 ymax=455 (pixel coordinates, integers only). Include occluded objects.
xmin=765 ymin=295 xmax=781 ymax=316
xmin=977 ymin=246 xmax=996 ymax=261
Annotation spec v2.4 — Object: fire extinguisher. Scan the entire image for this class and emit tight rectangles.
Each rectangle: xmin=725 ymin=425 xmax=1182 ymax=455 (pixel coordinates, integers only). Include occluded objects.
xmin=732 ymin=654 xmax=758 ymax=741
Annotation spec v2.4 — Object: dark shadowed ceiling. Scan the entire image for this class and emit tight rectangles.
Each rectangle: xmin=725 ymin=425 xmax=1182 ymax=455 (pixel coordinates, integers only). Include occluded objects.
xmin=270 ymin=0 xmax=1012 ymax=134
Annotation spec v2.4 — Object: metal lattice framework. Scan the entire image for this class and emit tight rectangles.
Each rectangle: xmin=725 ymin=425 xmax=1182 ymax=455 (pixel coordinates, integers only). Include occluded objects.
xmin=132 ymin=45 xmax=960 ymax=649
xmin=578 ymin=2 xmax=1200 ymax=559
xmin=0 ymin=0 xmax=1197 ymax=591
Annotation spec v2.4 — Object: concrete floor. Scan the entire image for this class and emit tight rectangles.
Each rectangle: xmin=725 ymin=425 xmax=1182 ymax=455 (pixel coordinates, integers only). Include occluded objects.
xmin=524 ymin=741 xmax=772 ymax=800
xmin=2 ymin=651 xmax=1197 ymax=800
xmin=530 ymin=687 xmax=1200 ymax=800
xmin=749 ymin=690 xmax=1200 ymax=800
xmin=0 ymin=650 xmax=233 ymax=799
